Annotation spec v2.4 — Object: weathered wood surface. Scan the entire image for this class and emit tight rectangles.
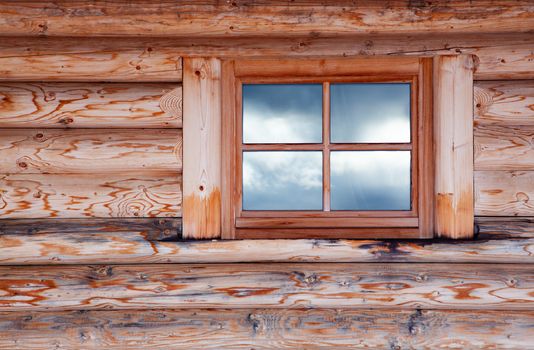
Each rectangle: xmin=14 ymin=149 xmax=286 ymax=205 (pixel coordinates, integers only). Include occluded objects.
xmin=434 ymin=55 xmax=475 ymax=239
xmin=182 ymin=58 xmax=221 ymax=239
xmin=0 ymin=129 xmax=182 ymax=174
xmin=475 ymin=81 xmax=534 ymax=125
xmin=0 ymin=218 xmax=181 ymax=241
xmin=0 ymin=83 xmax=182 ymax=128
xmin=0 ymin=34 xmax=532 ymax=80
xmin=0 ymin=1 xmax=532 ymax=37
xmin=475 ymin=124 xmax=534 ymax=170
xmin=475 ymin=171 xmax=534 ymax=216
xmin=476 ymin=217 xmax=534 ymax=238
xmin=0 ymin=227 xmax=532 ymax=265
xmin=0 ymin=263 xmax=531 ymax=311
xmin=0 ymin=309 xmax=532 ymax=350
xmin=0 ymin=174 xmax=182 ymax=218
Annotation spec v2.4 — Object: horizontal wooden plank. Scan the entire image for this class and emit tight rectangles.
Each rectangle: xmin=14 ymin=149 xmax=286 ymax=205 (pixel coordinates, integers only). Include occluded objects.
xmin=0 ymin=218 xmax=181 ymax=241
xmin=0 ymin=129 xmax=182 ymax=174
xmin=0 ymin=263 xmax=531 ymax=311
xmin=476 ymin=216 xmax=534 ymax=238
xmin=475 ymin=171 xmax=534 ymax=216
xmin=0 ymin=173 xmax=182 ymax=218
xmin=0 ymin=309 xmax=532 ymax=350
xmin=475 ymin=80 xmax=534 ymax=124
xmin=475 ymin=124 xmax=534 ymax=170
xmin=0 ymin=83 xmax=182 ymax=128
xmin=0 ymin=1 xmax=531 ymax=37
xmin=0 ymin=34 xmax=532 ymax=81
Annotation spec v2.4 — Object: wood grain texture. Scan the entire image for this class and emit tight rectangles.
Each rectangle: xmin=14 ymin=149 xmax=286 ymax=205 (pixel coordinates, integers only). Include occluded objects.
xmin=475 ymin=124 xmax=534 ymax=170
xmin=182 ymin=58 xmax=221 ymax=239
xmin=0 ymin=129 xmax=182 ymax=174
xmin=434 ymin=55 xmax=475 ymax=239
xmin=0 ymin=83 xmax=182 ymax=128
xmin=0 ymin=174 xmax=182 ymax=218
xmin=475 ymin=81 xmax=534 ymax=125
xmin=0 ymin=34 xmax=532 ymax=80
xmin=0 ymin=308 xmax=532 ymax=350
xmin=0 ymin=1 xmax=532 ymax=37
xmin=475 ymin=171 xmax=534 ymax=216
xmin=0 ymin=263 xmax=531 ymax=311
xmin=0 ymin=224 xmax=532 ymax=265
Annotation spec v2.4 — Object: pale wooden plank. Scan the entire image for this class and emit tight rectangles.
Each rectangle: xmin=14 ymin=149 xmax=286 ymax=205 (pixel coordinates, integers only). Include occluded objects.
xmin=0 ymin=83 xmax=182 ymax=128
xmin=0 ymin=263 xmax=531 ymax=311
xmin=475 ymin=170 xmax=534 ymax=216
xmin=475 ymin=81 xmax=534 ymax=125
xmin=475 ymin=124 xmax=534 ymax=170
xmin=0 ymin=174 xmax=182 ymax=218
xmin=0 ymin=129 xmax=182 ymax=174
xmin=0 ymin=1 xmax=531 ymax=37
xmin=0 ymin=227 xmax=532 ymax=265
xmin=0 ymin=309 xmax=532 ymax=350
xmin=182 ymin=58 xmax=221 ymax=239
xmin=433 ymin=55 xmax=475 ymax=238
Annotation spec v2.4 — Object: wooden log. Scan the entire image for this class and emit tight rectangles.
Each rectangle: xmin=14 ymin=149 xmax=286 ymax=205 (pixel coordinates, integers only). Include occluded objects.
xmin=475 ymin=80 xmax=534 ymax=125
xmin=476 ymin=216 xmax=534 ymax=238
xmin=0 ymin=218 xmax=181 ymax=241
xmin=0 ymin=83 xmax=182 ymax=128
xmin=0 ymin=128 xmax=182 ymax=173
xmin=182 ymin=58 xmax=221 ymax=239
xmin=475 ymin=124 xmax=534 ymax=171
xmin=0 ymin=1 xmax=532 ymax=37
xmin=475 ymin=171 xmax=534 ymax=216
xmin=0 ymin=173 xmax=182 ymax=218
xmin=0 ymin=129 xmax=182 ymax=174
xmin=0 ymin=263 xmax=531 ymax=311
xmin=0 ymin=308 xmax=532 ymax=350
xmin=0 ymin=34 xmax=532 ymax=81
xmin=433 ymin=55 xmax=475 ymax=238
xmin=0 ymin=227 xmax=532 ymax=265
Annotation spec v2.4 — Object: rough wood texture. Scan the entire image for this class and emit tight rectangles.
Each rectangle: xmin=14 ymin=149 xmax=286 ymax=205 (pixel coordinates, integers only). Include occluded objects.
xmin=434 ymin=55 xmax=475 ymax=239
xmin=0 ymin=129 xmax=182 ymax=174
xmin=0 ymin=225 xmax=532 ymax=265
xmin=475 ymin=171 xmax=534 ymax=216
xmin=475 ymin=124 xmax=534 ymax=170
xmin=475 ymin=81 xmax=534 ymax=125
xmin=0 ymin=174 xmax=182 ymax=218
xmin=182 ymin=58 xmax=221 ymax=239
xmin=0 ymin=263 xmax=531 ymax=311
xmin=0 ymin=1 xmax=532 ymax=37
xmin=476 ymin=217 xmax=534 ymax=238
xmin=0 ymin=34 xmax=532 ymax=80
xmin=0 ymin=83 xmax=182 ymax=128
xmin=0 ymin=309 xmax=532 ymax=350
xmin=0 ymin=218 xmax=181 ymax=241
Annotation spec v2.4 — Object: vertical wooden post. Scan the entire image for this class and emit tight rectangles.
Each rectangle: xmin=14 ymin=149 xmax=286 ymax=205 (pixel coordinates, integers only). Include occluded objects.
xmin=182 ymin=58 xmax=222 ymax=239
xmin=434 ymin=55 xmax=475 ymax=239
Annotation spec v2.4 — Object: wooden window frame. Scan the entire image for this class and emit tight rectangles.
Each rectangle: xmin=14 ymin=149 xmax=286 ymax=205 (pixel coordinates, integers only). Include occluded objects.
xmin=222 ymin=57 xmax=434 ymax=239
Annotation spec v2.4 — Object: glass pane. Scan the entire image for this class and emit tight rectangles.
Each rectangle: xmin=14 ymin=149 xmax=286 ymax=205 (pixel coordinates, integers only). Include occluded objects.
xmin=243 ymin=151 xmax=322 ymax=210
xmin=243 ymin=84 xmax=322 ymax=143
xmin=331 ymin=151 xmax=411 ymax=210
xmin=330 ymin=83 xmax=411 ymax=143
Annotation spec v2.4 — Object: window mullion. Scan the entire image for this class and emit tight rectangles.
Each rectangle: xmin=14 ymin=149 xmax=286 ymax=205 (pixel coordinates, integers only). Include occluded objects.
xmin=323 ymin=82 xmax=331 ymax=212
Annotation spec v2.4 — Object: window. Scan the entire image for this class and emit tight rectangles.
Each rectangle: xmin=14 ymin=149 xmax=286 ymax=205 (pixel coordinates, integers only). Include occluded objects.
xmin=222 ymin=57 xmax=433 ymax=239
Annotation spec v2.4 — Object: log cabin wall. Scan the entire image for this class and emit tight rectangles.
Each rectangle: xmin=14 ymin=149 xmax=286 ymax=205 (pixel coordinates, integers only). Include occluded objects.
xmin=0 ymin=1 xmax=533 ymax=349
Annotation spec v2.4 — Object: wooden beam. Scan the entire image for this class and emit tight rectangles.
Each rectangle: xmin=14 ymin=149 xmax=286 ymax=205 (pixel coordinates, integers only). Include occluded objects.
xmin=0 ymin=1 xmax=531 ymax=37
xmin=1 ymin=309 xmax=532 ymax=349
xmin=0 ymin=263 xmax=531 ymax=311
xmin=0 ymin=129 xmax=182 ymax=174
xmin=434 ymin=55 xmax=475 ymax=239
xmin=0 ymin=174 xmax=182 ymax=218
xmin=182 ymin=58 xmax=221 ymax=239
xmin=0 ymin=83 xmax=182 ymax=128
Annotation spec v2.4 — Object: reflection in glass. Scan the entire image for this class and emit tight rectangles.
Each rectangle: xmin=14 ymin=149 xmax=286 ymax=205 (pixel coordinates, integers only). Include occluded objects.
xmin=243 ymin=151 xmax=322 ymax=210
xmin=243 ymin=84 xmax=322 ymax=143
xmin=330 ymin=151 xmax=411 ymax=210
xmin=330 ymin=83 xmax=411 ymax=143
